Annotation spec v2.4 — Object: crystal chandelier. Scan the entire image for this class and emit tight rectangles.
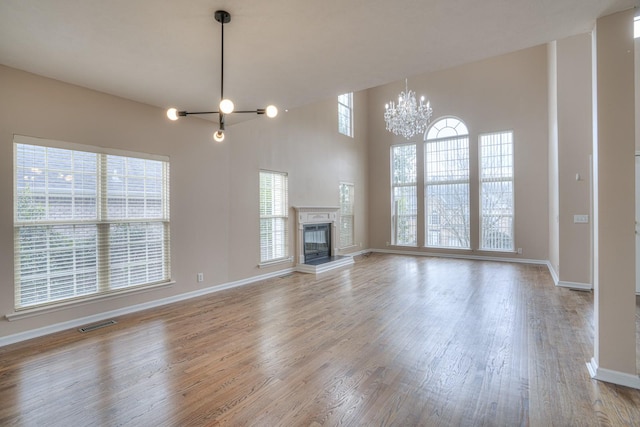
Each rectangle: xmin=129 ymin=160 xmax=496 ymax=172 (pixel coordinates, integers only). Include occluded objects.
xmin=384 ymin=79 xmax=433 ymax=139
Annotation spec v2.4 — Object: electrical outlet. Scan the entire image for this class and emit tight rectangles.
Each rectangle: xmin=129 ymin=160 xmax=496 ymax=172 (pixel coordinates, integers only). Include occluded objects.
xmin=573 ymin=215 xmax=589 ymax=224
xmin=197 ymin=273 xmax=204 ymax=283
xmin=517 ymin=248 xmax=522 ymax=255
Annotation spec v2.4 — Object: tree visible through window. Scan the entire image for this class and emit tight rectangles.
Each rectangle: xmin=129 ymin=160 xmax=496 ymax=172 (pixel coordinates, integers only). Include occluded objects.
xmin=259 ymin=170 xmax=288 ymax=263
xmin=425 ymin=118 xmax=470 ymax=249
xmin=391 ymin=144 xmax=417 ymax=246
xmin=480 ymin=131 xmax=514 ymax=251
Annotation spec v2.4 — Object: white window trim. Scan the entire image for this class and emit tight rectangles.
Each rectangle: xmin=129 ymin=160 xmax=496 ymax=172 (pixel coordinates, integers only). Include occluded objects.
xmin=259 ymin=170 xmax=289 ymax=264
xmin=13 ymin=134 xmax=171 ymax=310
xmin=424 ymin=118 xmax=471 ymax=250
xmin=339 ymin=182 xmax=355 ymax=249
xmin=338 ymin=92 xmax=354 ymax=137
xmin=390 ymin=143 xmax=418 ymax=247
xmin=478 ymin=130 xmax=515 ymax=252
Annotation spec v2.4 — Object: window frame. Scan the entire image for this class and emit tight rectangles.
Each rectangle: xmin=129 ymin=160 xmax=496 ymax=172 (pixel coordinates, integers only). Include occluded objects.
xmin=339 ymin=182 xmax=355 ymax=249
xmin=390 ymin=143 xmax=418 ymax=246
xmin=338 ymin=92 xmax=354 ymax=137
xmin=259 ymin=170 xmax=289 ymax=264
xmin=424 ymin=117 xmax=471 ymax=249
xmin=478 ymin=130 xmax=515 ymax=252
xmin=13 ymin=135 xmax=171 ymax=311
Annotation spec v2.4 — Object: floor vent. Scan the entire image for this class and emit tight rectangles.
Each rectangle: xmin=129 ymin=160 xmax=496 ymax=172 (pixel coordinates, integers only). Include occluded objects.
xmin=78 ymin=320 xmax=117 ymax=333
xmin=279 ymin=273 xmax=294 ymax=279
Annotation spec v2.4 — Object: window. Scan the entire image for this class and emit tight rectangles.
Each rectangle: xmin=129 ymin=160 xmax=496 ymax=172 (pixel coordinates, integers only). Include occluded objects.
xmin=391 ymin=144 xmax=417 ymax=246
xmin=479 ymin=131 xmax=514 ymax=251
xmin=259 ymin=170 xmax=288 ymax=263
xmin=338 ymin=92 xmax=354 ymax=137
xmin=339 ymin=182 xmax=355 ymax=248
xmin=635 ymin=16 xmax=639 ymax=39
xmin=425 ymin=118 xmax=470 ymax=249
xmin=14 ymin=136 xmax=170 ymax=310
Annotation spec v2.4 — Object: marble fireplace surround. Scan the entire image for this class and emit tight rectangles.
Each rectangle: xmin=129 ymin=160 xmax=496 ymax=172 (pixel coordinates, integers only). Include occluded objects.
xmin=293 ymin=206 xmax=354 ymax=274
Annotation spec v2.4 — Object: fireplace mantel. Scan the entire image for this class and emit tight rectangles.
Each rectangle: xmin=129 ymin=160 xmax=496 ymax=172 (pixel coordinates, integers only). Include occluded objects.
xmin=293 ymin=206 xmax=354 ymax=274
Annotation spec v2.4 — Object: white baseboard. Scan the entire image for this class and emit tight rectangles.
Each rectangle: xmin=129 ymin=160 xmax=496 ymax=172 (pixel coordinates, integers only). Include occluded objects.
xmin=587 ymin=357 xmax=640 ymax=389
xmin=557 ymin=280 xmax=592 ymax=291
xmin=370 ymin=248 xmax=548 ymax=265
xmin=546 ymin=261 xmax=559 ymax=285
xmin=0 ymin=267 xmax=294 ymax=348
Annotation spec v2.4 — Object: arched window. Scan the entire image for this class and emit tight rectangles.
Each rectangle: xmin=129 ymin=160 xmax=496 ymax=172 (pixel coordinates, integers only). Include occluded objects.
xmin=424 ymin=117 xmax=470 ymax=249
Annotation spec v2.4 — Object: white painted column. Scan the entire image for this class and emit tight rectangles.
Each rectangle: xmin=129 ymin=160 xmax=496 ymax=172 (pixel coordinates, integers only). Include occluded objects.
xmin=587 ymin=8 xmax=640 ymax=389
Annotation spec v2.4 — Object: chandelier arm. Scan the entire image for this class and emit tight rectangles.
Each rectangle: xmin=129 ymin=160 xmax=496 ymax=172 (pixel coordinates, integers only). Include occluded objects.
xmin=181 ymin=111 xmax=219 ymax=116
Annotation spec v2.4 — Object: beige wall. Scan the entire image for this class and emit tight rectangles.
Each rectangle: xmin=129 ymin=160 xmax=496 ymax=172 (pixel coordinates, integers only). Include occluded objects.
xmin=0 ymin=65 xmax=368 ymax=340
xmin=556 ymin=33 xmax=593 ymax=286
xmin=367 ymin=46 xmax=549 ymax=260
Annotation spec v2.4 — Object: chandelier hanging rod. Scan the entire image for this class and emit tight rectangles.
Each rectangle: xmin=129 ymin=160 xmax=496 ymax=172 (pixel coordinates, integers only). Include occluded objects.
xmin=166 ymin=10 xmax=278 ymax=142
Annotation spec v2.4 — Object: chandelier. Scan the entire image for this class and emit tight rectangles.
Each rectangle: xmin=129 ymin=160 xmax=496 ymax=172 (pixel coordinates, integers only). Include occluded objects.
xmin=166 ymin=10 xmax=278 ymax=142
xmin=384 ymin=79 xmax=433 ymax=139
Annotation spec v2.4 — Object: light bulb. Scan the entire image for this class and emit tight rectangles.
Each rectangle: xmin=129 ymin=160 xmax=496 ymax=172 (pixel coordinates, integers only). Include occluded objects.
xmin=219 ymin=99 xmax=234 ymax=114
xmin=166 ymin=108 xmax=179 ymax=121
xmin=265 ymin=105 xmax=278 ymax=118
xmin=213 ymin=130 xmax=225 ymax=142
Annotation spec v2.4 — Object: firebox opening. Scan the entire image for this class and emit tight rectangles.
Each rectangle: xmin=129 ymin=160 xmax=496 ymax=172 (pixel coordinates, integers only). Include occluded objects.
xmin=303 ymin=223 xmax=330 ymax=263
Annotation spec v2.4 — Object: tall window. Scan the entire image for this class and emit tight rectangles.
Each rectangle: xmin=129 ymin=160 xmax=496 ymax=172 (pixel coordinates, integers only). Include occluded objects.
xmin=14 ymin=136 xmax=170 ymax=309
xmin=479 ymin=131 xmax=514 ymax=251
xmin=259 ymin=170 xmax=288 ymax=263
xmin=425 ymin=118 xmax=470 ymax=249
xmin=339 ymin=182 xmax=355 ymax=248
xmin=338 ymin=92 xmax=354 ymax=137
xmin=391 ymin=144 xmax=417 ymax=246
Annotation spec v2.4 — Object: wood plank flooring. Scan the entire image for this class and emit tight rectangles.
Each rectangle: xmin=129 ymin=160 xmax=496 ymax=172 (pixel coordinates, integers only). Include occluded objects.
xmin=1 ymin=253 xmax=640 ymax=426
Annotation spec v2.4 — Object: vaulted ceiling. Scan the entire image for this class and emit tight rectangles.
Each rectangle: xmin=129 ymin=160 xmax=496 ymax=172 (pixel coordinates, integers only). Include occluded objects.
xmin=0 ymin=0 xmax=636 ymax=123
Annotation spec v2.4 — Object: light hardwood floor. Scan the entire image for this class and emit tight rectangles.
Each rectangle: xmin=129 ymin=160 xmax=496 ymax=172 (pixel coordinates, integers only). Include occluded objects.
xmin=1 ymin=253 xmax=640 ymax=426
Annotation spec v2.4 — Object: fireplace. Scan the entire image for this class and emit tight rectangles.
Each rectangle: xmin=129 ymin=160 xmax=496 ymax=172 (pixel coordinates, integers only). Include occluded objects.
xmin=293 ymin=206 xmax=354 ymax=273
xmin=304 ymin=223 xmax=331 ymax=263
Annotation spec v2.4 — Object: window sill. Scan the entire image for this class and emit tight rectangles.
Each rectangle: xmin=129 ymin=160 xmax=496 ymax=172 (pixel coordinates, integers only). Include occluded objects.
xmin=258 ymin=256 xmax=294 ymax=269
xmin=6 ymin=280 xmax=175 ymax=322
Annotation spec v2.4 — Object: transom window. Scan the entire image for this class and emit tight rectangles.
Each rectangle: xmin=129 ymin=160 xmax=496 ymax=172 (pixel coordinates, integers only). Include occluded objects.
xmin=338 ymin=92 xmax=354 ymax=137
xmin=13 ymin=135 xmax=171 ymax=310
xmin=425 ymin=117 xmax=470 ymax=249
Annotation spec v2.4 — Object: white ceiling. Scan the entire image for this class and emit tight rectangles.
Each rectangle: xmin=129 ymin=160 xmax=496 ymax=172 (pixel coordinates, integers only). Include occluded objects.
xmin=0 ymin=0 xmax=636 ymax=123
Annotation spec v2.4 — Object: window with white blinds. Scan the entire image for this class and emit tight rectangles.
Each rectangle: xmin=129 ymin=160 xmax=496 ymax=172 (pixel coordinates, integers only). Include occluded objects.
xmin=391 ymin=144 xmax=417 ymax=246
xmin=13 ymin=136 xmax=170 ymax=310
xmin=338 ymin=92 xmax=354 ymax=137
xmin=479 ymin=131 xmax=514 ymax=251
xmin=425 ymin=117 xmax=470 ymax=249
xmin=339 ymin=182 xmax=355 ymax=248
xmin=259 ymin=170 xmax=288 ymax=263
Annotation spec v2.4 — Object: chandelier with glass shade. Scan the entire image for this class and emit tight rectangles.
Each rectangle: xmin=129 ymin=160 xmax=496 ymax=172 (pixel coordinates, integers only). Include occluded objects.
xmin=166 ymin=10 xmax=278 ymax=142
xmin=384 ymin=79 xmax=433 ymax=139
